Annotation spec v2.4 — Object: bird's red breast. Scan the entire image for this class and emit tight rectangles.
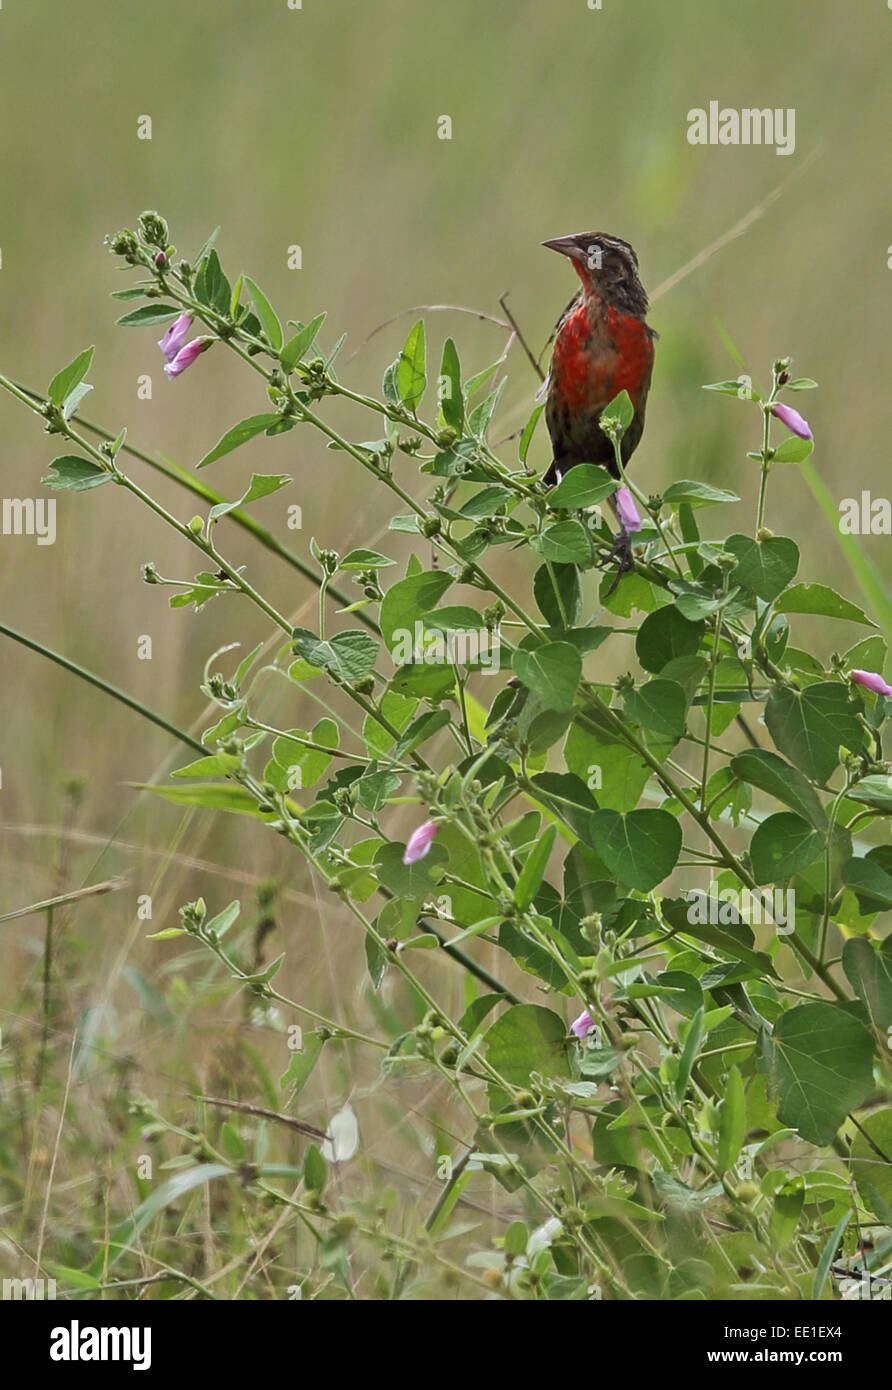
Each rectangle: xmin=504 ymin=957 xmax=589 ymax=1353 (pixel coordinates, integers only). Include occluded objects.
xmin=550 ymin=295 xmax=654 ymax=415
xmin=545 ymin=290 xmax=654 ymax=481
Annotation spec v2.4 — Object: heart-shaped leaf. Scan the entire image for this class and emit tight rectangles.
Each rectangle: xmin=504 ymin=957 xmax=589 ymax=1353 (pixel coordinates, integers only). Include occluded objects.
xmin=512 ymin=642 xmax=581 ymax=713
xmin=589 ymin=808 xmax=682 ymax=891
xmin=724 ymin=534 xmax=799 ymax=602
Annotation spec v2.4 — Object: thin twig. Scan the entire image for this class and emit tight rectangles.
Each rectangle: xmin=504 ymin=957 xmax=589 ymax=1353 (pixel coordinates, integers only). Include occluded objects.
xmin=194 ymin=1095 xmax=329 ymax=1141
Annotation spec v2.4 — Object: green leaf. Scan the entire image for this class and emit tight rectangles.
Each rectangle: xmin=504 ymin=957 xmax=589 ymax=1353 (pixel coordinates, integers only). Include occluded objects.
xmin=116 ymin=304 xmax=183 ymax=327
xmin=504 ymin=1220 xmax=529 ymax=1258
xmin=172 ymin=752 xmax=241 ymax=778
xmin=373 ymin=840 xmax=447 ymax=899
xmin=623 ymin=678 xmax=687 ymax=740
xmin=843 ymin=937 xmax=892 ymax=1030
xmin=42 ymin=456 xmax=111 ymax=492
xmin=198 ymin=414 xmax=284 ymax=469
xmin=636 ymin=607 xmax=704 ymax=674
xmin=272 ymin=719 xmax=339 ymax=790
xmin=786 ymin=378 xmax=819 ymax=391
xmin=675 ymin=1007 xmax=704 ymax=1103
xmin=765 ymin=682 xmax=863 ymax=784
xmin=662 ymin=480 xmax=740 ymax=508
xmin=48 ymin=346 xmax=94 ymax=407
xmin=130 ymin=782 xmax=283 ymax=818
xmin=518 ymin=403 xmax=544 ymax=464
xmin=660 ymin=898 xmax=780 ymax=979
xmin=281 ymin=312 xmax=326 ymax=372
xmin=729 ymin=748 xmax=827 ymax=829
xmin=702 ymin=379 xmax=758 ymax=397
xmin=514 ymin=824 xmax=557 ymax=911
xmin=483 ymin=1005 xmax=571 ymax=1088
xmin=438 ymin=337 xmax=463 ymax=431
xmin=530 ymin=520 xmax=592 ymax=565
xmin=339 ymin=548 xmax=395 ymax=571
xmin=244 ymin=277 xmax=283 ymax=352
xmin=724 ymin=534 xmax=799 ymax=603
xmin=717 ymin=1066 xmax=746 ymax=1172
xmin=771 ymin=434 xmax=814 ymax=464
xmin=424 ymin=605 xmax=486 ymax=632
xmin=589 ymin=809 xmax=682 ymax=891
xmin=811 ymin=1212 xmax=851 ymax=1300
xmin=777 ymin=583 xmax=876 ymax=627
xmin=841 ymin=855 xmax=892 ymax=911
xmin=291 ymin=628 xmax=379 ymax=681
xmin=303 ymin=1143 xmax=328 ymax=1192
xmin=61 ymin=381 xmax=93 ymax=421
xmin=380 ymin=570 xmax=452 ymax=651
xmin=397 ymin=319 xmax=426 ymax=411
xmin=546 ymin=465 xmax=617 ymax=510
xmin=850 ymin=1107 xmax=892 ymax=1218
xmin=194 ymin=250 xmax=231 ymax=314
xmin=770 ymin=1002 xmax=874 ymax=1145
xmin=280 ymin=1030 xmax=326 ymax=1094
xmin=208 ymin=472 xmax=291 ymax=521
xmin=533 ymin=562 xmax=580 ymax=628
xmin=512 ymin=642 xmax=581 ymax=713
xmin=750 ymin=812 xmax=824 ymax=884
xmin=599 ymin=389 xmax=634 ymax=433
xmin=846 ymin=775 xmax=892 ymax=815
xmin=457 ymin=486 xmax=513 ymax=520
xmin=354 ymin=767 xmax=399 ymax=813
xmin=468 ymin=378 xmax=505 ymax=439
xmin=564 ymin=720 xmax=650 ymax=812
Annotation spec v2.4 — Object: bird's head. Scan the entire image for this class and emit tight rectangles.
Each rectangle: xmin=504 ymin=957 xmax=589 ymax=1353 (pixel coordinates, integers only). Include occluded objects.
xmin=542 ymin=232 xmax=648 ymax=317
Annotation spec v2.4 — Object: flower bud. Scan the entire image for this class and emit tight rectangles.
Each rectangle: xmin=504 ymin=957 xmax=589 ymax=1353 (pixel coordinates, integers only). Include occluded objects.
xmin=402 ymin=820 xmax=438 ymax=865
xmin=109 ymin=230 xmax=139 ymax=260
xmin=772 ymin=402 xmax=812 ymax=440
xmin=164 ymin=336 xmax=212 ymax=380
xmin=612 ymin=486 xmax=642 ymax=533
xmin=138 ymin=210 xmax=169 ymax=248
xmin=158 ymin=314 xmax=192 ymax=362
xmin=850 ymin=669 xmax=892 ymax=697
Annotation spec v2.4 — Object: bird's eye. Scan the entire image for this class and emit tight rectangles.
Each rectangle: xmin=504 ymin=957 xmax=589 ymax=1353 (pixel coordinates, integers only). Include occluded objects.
xmin=584 ymin=242 xmax=603 ymax=271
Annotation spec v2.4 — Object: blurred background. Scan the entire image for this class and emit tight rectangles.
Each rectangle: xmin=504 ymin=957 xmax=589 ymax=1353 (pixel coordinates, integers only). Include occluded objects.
xmin=0 ymin=0 xmax=889 ymax=1292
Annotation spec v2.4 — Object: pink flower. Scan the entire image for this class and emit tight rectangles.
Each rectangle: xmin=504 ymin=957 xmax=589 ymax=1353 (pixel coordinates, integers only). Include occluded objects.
xmin=158 ymin=313 xmax=192 ymax=361
xmin=403 ymin=820 xmax=437 ymax=865
xmin=570 ymin=1009 xmax=595 ymax=1040
xmin=850 ymin=669 xmax=892 ymax=697
xmin=772 ymin=402 xmax=813 ymax=440
xmin=155 ymin=251 xmax=168 ymax=269
xmin=613 ymin=486 xmax=642 ymax=533
xmin=164 ymin=336 xmax=211 ymax=380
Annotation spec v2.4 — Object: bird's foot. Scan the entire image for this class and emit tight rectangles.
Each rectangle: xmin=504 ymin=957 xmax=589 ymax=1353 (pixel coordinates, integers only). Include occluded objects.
xmin=603 ymin=526 xmax=635 ymax=595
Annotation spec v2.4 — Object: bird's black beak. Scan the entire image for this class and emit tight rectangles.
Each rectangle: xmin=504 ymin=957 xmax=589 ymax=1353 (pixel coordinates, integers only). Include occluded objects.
xmin=542 ymin=235 xmax=585 ymax=263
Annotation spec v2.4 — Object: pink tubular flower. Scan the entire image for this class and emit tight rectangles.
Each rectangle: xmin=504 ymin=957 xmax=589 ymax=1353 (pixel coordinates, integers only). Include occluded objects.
xmin=164 ymin=336 xmax=211 ymax=380
xmin=403 ymin=820 xmax=437 ymax=865
xmin=612 ymin=486 xmax=642 ymax=533
xmin=158 ymin=313 xmax=192 ymax=361
xmin=850 ymin=669 xmax=892 ymax=697
xmin=772 ymin=402 xmax=813 ymax=440
xmin=570 ymin=1009 xmax=595 ymax=1040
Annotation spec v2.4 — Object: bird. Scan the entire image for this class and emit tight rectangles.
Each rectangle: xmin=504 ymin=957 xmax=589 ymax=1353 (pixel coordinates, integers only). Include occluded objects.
xmin=541 ymin=232 xmax=656 ymax=582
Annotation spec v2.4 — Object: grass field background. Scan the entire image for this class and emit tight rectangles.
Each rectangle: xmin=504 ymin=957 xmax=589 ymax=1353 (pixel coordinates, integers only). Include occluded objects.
xmin=0 ymin=0 xmax=889 ymax=1296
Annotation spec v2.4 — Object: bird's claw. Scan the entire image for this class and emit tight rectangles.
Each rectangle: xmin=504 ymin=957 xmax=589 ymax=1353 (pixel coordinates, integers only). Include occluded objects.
xmin=603 ymin=527 xmax=635 ymax=596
